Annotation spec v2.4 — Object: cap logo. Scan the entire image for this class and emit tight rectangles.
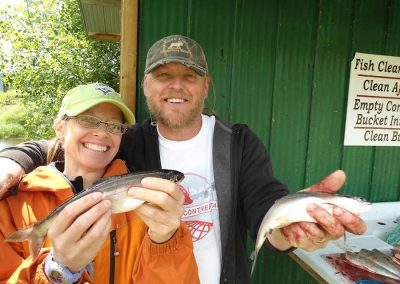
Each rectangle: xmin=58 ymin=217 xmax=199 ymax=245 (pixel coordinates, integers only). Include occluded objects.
xmin=161 ymin=37 xmax=192 ymax=58
xmin=168 ymin=41 xmax=184 ymax=49
xmin=95 ymin=85 xmax=113 ymax=95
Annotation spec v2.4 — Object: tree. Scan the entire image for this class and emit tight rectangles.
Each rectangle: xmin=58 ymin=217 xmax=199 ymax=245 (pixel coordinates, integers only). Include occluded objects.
xmin=0 ymin=0 xmax=120 ymax=138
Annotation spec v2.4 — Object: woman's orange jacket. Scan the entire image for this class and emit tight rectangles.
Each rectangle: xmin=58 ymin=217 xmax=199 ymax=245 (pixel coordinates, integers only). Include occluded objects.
xmin=0 ymin=159 xmax=199 ymax=283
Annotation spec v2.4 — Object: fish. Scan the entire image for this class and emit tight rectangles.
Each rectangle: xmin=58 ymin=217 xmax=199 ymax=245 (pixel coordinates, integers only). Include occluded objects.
xmin=345 ymin=249 xmax=400 ymax=280
xmin=5 ymin=169 xmax=184 ymax=261
xmin=394 ymin=244 xmax=400 ymax=258
xmin=392 ymin=244 xmax=400 ymax=265
xmin=251 ymin=192 xmax=371 ymax=274
xmin=370 ymin=249 xmax=400 ymax=276
xmin=358 ymin=248 xmax=400 ymax=277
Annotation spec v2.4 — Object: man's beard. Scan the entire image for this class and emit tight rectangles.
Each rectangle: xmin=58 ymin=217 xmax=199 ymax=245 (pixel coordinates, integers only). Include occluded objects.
xmin=146 ymin=94 xmax=205 ymax=129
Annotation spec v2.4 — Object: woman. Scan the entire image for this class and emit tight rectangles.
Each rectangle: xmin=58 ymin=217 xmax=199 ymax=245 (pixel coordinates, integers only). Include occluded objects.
xmin=0 ymin=83 xmax=199 ymax=283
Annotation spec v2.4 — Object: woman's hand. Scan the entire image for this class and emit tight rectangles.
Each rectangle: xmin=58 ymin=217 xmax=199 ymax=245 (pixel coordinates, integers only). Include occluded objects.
xmin=129 ymin=177 xmax=185 ymax=243
xmin=47 ymin=192 xmax=112 ymax=272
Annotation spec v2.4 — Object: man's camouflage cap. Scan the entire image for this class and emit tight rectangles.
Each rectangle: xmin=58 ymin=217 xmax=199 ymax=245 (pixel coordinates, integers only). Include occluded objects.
xmin=145 ymin=35 xmax=208 ymax=76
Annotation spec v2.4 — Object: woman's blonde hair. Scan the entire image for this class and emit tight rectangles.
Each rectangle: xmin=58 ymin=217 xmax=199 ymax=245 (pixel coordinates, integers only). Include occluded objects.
xmin=46 ymin=117 xmax=65 ymax=164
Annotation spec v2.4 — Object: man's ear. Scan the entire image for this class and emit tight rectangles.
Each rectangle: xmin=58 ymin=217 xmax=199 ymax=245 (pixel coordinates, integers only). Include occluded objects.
xmin=143 ymin=75 xmax=150 ymax=97
xmin=203 ymin=75 xmax=211 ymax=99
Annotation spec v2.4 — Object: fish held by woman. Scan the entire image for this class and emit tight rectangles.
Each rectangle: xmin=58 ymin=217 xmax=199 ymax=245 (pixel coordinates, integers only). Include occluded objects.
xmin=5 ymin=169 xmax=184 ymax=261
xmin=251 ymin=192 xmax=371 ymax=274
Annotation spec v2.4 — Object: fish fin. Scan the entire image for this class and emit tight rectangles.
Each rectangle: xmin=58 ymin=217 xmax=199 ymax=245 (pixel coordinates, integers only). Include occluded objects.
xmin=5 ymin=226 xmax=45 ymax=262
xmin=249 ymin=250 xmax=255 ymax=261
xmin=319 ymin=203 xmax=336 ymax=214
xmin=110 ymin=195 xmax=145 ymax=213
xmin=250 ymin=250 xmax=258 ymax=276
xmin=273 ymin=216 xmax=293 ymax=228
xmin=5 ymin=226 xmax=34 ymax=242
xmin=30 ymin=236 xmax=45 ymax=262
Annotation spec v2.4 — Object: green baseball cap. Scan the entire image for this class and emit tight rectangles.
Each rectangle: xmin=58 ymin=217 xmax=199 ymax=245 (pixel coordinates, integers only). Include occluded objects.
xmin=58 ymin=83 xmax=135 ymax=125
xmin=145 ymin=35 xmax=208 ymax=76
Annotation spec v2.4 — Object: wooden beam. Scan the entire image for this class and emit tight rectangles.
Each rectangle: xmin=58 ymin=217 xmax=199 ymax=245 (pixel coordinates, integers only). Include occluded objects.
xmin=119 ymin=0 xmax=137 ymax=115
xmin=88 ymin=32 xmax=120 ymax=41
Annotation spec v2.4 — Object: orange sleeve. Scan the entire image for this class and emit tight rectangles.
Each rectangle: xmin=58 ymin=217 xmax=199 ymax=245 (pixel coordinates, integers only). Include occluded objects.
xmin=132 ymin=222 xmax=200 ymax=284
xmin=0 ymin=231 xmax=26 ymax=283
xmin=0 ymin=193 xmax=91 ymax=283
xmin=0 ymin=193 xmax=48 ymax=283
xmin=6 ymin=250 xmax=48 ymax=284
xmin=6 ymin=249 xmax=92 ymax=284
xmin=0 ymin=199 xmax=30 ymax=283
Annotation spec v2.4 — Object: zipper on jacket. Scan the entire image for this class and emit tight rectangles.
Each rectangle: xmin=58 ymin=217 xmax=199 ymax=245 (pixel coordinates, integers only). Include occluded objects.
xmin=109 ymin=230 xmax=119 ymax=284
xmin=221 ymin=124 xmax=242 ymax=283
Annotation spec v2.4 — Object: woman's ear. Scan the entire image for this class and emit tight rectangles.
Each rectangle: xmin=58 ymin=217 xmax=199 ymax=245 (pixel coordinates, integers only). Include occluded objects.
xmin=53 ymin=119 xmax=65 ymax=140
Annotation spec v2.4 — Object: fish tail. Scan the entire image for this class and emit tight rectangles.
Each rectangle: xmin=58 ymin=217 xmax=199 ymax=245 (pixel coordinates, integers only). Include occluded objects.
xmin=5 ymin=227 xmax=45 ymax=262
xmin=5 ymin=226 xmax=34 ymax=242
xmin=250 ymin=250 xmax=258 ymax=275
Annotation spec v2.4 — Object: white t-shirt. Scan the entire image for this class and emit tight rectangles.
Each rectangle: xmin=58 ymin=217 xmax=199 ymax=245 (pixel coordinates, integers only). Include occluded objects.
xmin=158 ymin=114 xmax=221 ymax=284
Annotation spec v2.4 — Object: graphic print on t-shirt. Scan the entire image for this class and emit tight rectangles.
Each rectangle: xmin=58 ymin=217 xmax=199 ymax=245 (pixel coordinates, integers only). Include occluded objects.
xmin=180 ymin=173 xmax=218 ymax=242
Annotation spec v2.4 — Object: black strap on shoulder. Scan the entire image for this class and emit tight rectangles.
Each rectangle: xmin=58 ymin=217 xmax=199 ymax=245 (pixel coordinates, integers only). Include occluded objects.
xmin=70 ymin=176 xmax=84 ymax=194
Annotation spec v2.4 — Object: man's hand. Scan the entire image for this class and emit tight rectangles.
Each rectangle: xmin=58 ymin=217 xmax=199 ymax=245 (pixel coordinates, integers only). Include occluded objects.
xmin=0 ymin=158 xmax=25 ymax=200
xmin=129 ymin=177 xmax=185 ymax=243
xmin=48 ymin=192 xmax=112 ymax=272
xmin=279 ymin=170 xmax=367 ymax=251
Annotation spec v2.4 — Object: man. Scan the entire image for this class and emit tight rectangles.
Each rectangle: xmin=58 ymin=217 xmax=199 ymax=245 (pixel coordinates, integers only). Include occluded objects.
xmin=0 ymin=35 xmax=366 ymax=283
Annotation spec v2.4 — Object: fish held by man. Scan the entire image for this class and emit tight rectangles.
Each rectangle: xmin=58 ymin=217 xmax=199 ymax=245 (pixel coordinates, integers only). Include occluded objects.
xmin=5 ymin=169 xmax=184 ymax=261
xmin=251 ymin=192 xmax=371 ymax=274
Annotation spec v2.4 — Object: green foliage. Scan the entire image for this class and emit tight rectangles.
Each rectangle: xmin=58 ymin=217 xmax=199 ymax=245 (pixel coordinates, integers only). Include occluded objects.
xmin=0 ymin=105 xmax=27 ymax=138
xmin=0 ymin=90 xmax=53 ymax=139
xmin=0 ymin=90 xmax=20 ymax=106
xmin=0 ymin=0 xmax=120 ymax=139
xmin=0 ymin=107 xmax=31 ymax=139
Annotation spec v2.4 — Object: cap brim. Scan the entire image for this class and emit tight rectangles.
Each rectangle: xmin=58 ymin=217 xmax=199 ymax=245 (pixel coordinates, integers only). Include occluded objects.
xmin=65 ymin=98 xmax=135 ymax=125
xmin=145 ymin=57 xmax=206 ymax=76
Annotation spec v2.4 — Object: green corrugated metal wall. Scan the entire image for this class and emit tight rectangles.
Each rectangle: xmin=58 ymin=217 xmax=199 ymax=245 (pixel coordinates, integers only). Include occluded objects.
xmin=135 ymin=0 xmax=400 ymax=283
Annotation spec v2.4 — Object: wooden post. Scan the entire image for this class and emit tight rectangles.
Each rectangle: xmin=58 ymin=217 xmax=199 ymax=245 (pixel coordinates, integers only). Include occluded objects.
xmin=119 ymin=0 xmax=138 ymax=115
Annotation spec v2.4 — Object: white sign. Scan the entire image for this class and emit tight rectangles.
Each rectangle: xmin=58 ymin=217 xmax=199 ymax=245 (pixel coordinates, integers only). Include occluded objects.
xmin=344 ymin=52 xmax=400 ymax=146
